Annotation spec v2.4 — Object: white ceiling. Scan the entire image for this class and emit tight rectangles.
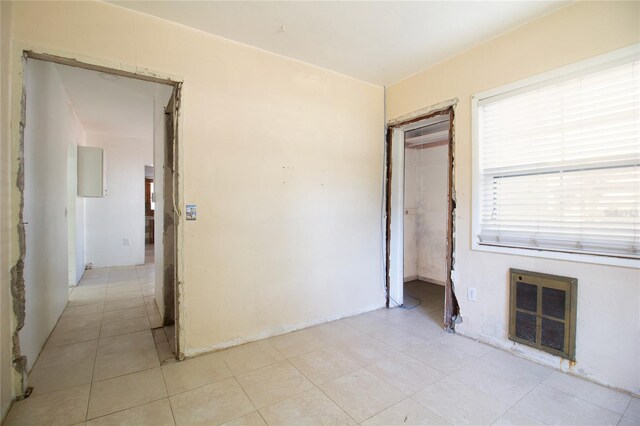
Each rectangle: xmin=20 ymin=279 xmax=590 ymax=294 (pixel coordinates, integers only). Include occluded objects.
xmin=108 ymin=1 xmax=569 ymax=85
xmin=53 ymin=62 xmax=173 ymax=140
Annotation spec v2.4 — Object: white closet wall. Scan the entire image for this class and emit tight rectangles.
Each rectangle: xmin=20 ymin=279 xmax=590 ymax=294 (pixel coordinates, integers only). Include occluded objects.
xmin=403 ymin=144 xmax=448 ymax=284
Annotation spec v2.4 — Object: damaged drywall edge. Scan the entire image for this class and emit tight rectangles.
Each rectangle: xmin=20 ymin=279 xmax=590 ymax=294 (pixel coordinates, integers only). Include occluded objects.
xmin=446 ymin=106 xmax=461 ymax=329
xmin=173 ymin=83 xmax=186 ymax=362
xmin=8 ymin=50 xmax=28 ymax=399
xmin=25 ymin=49 xmax=184 ymax=87
xmin=387 ymin=98 xmax=459 ymax=126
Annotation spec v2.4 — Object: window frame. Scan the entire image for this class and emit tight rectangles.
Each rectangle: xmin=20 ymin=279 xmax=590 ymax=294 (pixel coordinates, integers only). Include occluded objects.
xmin=471 ymin=44 xmax=640 ymax=269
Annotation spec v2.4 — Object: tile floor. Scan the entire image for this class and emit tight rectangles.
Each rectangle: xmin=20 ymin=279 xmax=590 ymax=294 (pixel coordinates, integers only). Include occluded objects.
xmin=4 ymin=279 xmax=638 ymax=425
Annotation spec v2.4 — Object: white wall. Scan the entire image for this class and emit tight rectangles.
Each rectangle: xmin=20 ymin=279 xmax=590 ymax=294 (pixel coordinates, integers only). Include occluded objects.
xmin=21 ymin=59 xmax=85 ymax=371
xmin=75 ymin=173 xmax=85 ymax=282
xmin=387 ymin=1 xmax=640 ymax=394
xmin=153 ymin=88 xmax=166 ymax=319
xmin=85 ymin=133 xmax=153 ymax=268
xmin=403 ymin=145 xmax=448 ymax=284
xmin=67 ymin=144 xmax=86 ymax=286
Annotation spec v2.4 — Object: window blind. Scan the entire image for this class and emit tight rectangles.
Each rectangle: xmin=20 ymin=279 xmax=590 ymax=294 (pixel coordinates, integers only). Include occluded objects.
xmin=477 ymin=59 xmax=640 ymax=259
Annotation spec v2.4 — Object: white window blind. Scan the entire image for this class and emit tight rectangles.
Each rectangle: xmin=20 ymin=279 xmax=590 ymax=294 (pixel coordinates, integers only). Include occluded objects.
xmin=477 ymin=58 xmax=640 ymax=259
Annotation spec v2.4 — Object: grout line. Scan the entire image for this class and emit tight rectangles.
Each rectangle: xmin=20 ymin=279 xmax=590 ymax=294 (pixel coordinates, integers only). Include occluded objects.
xmin=85 ymin=395 xmax=169 ymax=423
xmin=84 ymin=284 xmax=106 ymax=421
xmin=283 ymin=350 xmax=360 ymax=425
xmin=158 ymin=359 xmax=178 ymax=426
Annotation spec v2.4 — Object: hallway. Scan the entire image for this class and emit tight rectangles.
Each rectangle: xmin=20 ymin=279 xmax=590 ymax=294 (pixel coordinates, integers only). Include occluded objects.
xmin=4 ymin=272 xmax=638 ymax=425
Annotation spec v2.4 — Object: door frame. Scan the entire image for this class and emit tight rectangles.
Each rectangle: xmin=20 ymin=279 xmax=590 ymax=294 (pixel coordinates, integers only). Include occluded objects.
xmin=384 ymin=103 xmax=460 ymax=329
xmin=7 ymin=45 xmax=185 ymax=397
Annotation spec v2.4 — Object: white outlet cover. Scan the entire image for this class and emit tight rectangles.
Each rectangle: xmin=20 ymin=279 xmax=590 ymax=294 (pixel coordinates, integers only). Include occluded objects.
xmin=123 ymin=238 xmax=130 ymax=246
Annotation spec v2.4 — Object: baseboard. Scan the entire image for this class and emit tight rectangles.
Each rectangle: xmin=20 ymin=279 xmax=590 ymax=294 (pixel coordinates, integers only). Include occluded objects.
xmin=183 ymin=301 xmax=386 ymax=359
xmin=404 ymin=275 xmax=446 ymax=286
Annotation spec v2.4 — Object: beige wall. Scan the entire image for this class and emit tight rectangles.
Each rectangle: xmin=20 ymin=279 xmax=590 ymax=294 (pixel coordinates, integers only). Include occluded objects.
xmin=387 ymin=1 xmax=640 ymax=394
xmin=3 ymin=2 xmax=385 ymax=409
xmin=1 ymin=0 xmax=15 ymax=420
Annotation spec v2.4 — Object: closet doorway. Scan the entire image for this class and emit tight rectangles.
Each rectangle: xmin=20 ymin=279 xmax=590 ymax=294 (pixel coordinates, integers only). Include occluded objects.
xmin=385 ymin=107 xmax=459 ymax=329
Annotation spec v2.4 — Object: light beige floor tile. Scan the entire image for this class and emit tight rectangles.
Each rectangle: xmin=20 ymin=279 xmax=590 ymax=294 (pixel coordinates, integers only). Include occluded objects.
xmin=106 ymin=284 xmax=140 ymax=294
xmin=259 ymin=387 xmax=356 ymax=425
xmin=220 ymin=340 xmax=285 ymax=375
xmin=336 ymin=335 xmax=397 ymax=366
xmin=149 ymin=313 xmax=164 ymax=328
xmin=491 ymin=408 xmax=546 ymax=426
xmin=170 ymin=377 xmax=255 ymax=425
xmin=451 ymin=357 xmax=549 ymax=405
xmin=362 ymin=398 xmax=450 ymax=426
xmin=162 ymin=352 xmax=232 ymax=395
xmin=514 ymin=384 xmax=621 ymax=426
xmin=101 ymin=306 xmax=147 ymax=323
xmin=68 ymin=289 xmax=107 ymax=307
xmin=340 ymin=313 xmax=390 ymax=334
xmin=156 ymin=341 xmax=176 ymax=364
xmin=221 ymin=411 xmax=267 ymax=426
xmin=29 ymin=340 xmax=97 ymax=396
xmin=93 ymin=330 xmax=159 ymax=381
xmin=618 ymin=416 xmax=640 ymax=426
xmin=413 ymin=377 xmax=509 ymax=425
xmin=86 ymin=398 xmax=174 ymax=425
xmin=388 ymin=311 xmax=444 ymax=340
xmin=625 ymin=398 xmax=640 ymax=421
xmin=368 ymin=324 xmax=426 ymax=351
xmin=100 ymin=316 xmax=150 ymax=338
xmin=105 ymin=290 xmax=143 ymax=302
xmin=236 ymin=360 xmax=314 ymax=408
xmin=67 ymin=295 xmax=105 ymax=308
xmin=47 ymin=318 xmax=102 ymax=347
xmin=481 ymin=349 xmax=550 ymax=378
xmin=3 ymin=384 xmax=90 ymax=426
xmin=290 ymin=348 xmax=360 ymax=385
xmin=367 ymin=352 xmax=444 ymax=396
xmin=153 ymin=327 xmax=168 ymax=343
xmin=269 ymin=329 xmax=325 ymax=358
xmin=107 ymin=280 xmax=139 ymax=289
xmin=432 ymin=333 xmax=494 ymax=357
xmin=372 ymin=307 xmax=416 ymax=323
xmin=319 ymin=369 xmax=405 ymax=423
xmin=308 ymin=321 xmax=362 ymax=346
xmin=61 ymin=304 xmax=104 ymax=320
xmin=403 ymin=339 xmax=477 ymax=374
xmin=88 ymin=368 xmax=167 ymax=419
xmin=103 ymin=297 xmax=144 ymax=312
xmin=541 ymin=371 xmax=631 ymax=414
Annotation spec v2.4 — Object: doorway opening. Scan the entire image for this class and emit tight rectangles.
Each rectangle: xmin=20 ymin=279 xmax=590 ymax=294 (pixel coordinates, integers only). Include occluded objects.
xmin=10 ymin=51 xmax=182 ymax=398
xmin=385 ymin=106 xmax=460 ymax=330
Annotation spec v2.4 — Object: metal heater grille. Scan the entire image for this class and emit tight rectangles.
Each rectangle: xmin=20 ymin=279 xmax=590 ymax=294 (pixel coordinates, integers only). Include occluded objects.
xmin=509 ymin=269 xmax=577 ymax=360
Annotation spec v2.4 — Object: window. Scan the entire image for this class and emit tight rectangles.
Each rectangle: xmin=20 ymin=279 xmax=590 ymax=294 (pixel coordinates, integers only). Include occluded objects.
xmin=472 ymin=47 xmax=640 ymax=263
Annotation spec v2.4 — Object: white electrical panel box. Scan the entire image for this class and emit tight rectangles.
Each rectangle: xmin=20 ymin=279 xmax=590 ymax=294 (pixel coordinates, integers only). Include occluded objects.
xmin=77 ymin=146 xmax=106 ymax=197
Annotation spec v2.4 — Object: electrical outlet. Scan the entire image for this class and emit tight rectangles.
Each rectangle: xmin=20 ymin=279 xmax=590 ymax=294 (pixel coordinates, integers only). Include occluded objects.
xmin=123 ymin=238 xmax=130 ymax=246
xmin=467 ymin=287 xmax=477 ymax=302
